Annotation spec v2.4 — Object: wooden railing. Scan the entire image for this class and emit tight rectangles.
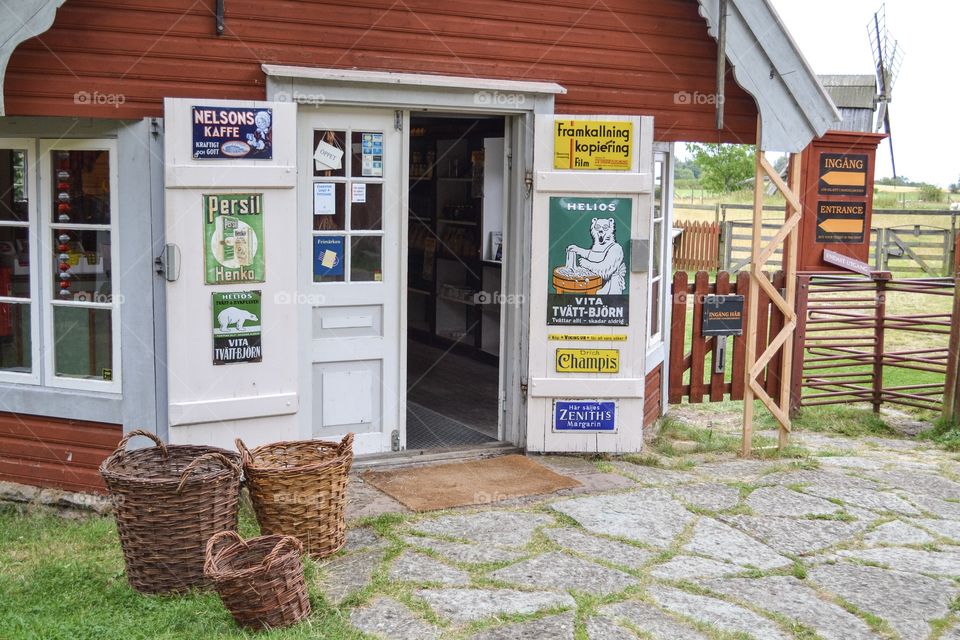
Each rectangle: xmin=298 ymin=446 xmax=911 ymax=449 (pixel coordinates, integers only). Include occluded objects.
xmin=673 ymin=220 xmax=720 ymax=271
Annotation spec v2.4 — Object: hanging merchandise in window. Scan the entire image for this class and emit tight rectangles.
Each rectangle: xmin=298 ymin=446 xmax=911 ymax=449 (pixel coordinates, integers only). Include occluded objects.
xmin=203 ymin=193 xmax=264 ymax=284
xmin=360 ymin=133 xmax=383 ymax=177
xmin=192 ymin=107 xmax=272 ymax=159
xmin=547 ymin=197 xmax=631 ymax=326
xmin=212 ymin=291 xmax=262 ymax=365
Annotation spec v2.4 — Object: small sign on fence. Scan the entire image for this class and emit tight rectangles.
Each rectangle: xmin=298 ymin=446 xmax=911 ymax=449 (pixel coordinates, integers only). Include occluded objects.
xmin=701 ymin=295 xmax=745 ymax=336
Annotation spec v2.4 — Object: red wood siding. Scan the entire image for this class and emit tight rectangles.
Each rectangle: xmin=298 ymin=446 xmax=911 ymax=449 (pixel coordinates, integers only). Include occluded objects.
xmin=0 ymin=413 xmax=121 ymax=493
xmin=644 ymin=364 xmax=662 ymax=429
xmin=4 ymin=0 xmax=757 ymax=143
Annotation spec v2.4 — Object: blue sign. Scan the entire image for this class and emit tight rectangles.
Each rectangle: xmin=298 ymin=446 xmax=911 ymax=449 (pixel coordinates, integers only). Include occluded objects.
xmin=313 ymin=236 xmax=344 ymax=280
xmin=192 ymin=106 xmax=273 ymax=160
xmin=553 ymin=400 xmax=616 ymax=432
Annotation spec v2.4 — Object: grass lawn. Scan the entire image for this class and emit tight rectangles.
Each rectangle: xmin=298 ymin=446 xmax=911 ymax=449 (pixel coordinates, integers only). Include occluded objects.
xmin=0 ymin=503 xmax=369 ymax=640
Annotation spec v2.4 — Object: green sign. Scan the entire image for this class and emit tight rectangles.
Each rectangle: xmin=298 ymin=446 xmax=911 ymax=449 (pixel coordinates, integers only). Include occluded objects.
xmin=547 ymin=196 xmax=631 ymax=326
xmin=204 ymin=193 xmax=264 ymax=284
xmin=212 ymin=290 xmax=262 ymax=365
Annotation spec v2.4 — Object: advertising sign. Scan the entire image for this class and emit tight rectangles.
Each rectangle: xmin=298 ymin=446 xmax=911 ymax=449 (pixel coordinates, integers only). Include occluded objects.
xmin=212 ymin=291 xmax=262 ymax=365
xmin=701 ymin=295 xmax=745 ymax=336
xmin=553 ymin=400 xmax=617 ymax=432
xmin=192 ymin=106 xmax=273 ymax=160
xmin=553 ymin=120 xmax=633 ymax=171
xmin=816 ymin=201 xmax=866 ymax=244
xmin=555 ymin=349 xmax=620 ymax=373
xmin=361 ymin=132 xmax=384 ymax=177
xmin=203 ymin=193 xmax=265 ymax=284
xmin=548 ymin=333 xmax=628 ymax=341
xmin=547 ymin=197 xmax=631 ymax=326
xmin=313 ymin=236 xmax=345 ymax=282
xmin=818 ymin=153 xmax=868 ymax=196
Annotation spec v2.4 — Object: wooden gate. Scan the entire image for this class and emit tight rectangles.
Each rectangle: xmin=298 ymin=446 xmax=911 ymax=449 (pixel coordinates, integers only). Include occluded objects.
xmin=879 ymin=226 xmax=953 ymax=276
xmin=668 ymin=270 xmax=788 ymax=404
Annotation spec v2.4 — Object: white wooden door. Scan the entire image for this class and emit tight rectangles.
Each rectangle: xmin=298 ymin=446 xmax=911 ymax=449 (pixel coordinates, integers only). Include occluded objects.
xmin=297 ymin=108 xmax=402 ymax=454
xmin=527 ymin=115 xmax=654 ymax=453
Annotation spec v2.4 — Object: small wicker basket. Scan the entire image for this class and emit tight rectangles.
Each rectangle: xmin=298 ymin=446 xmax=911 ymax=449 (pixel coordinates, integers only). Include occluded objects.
xmin=236 ymin=434 xmax=354 ymax=558
xmin=100 ymin=430 xmax=242 ymax=594
xmin=205 ymin=531 xmax=311 ymax=630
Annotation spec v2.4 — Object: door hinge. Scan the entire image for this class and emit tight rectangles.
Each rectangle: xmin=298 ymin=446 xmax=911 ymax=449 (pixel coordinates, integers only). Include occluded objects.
xmin=520 ymin=378 xmax=529 ymax=400
xmin=394 ymin=111 xmax=403 ymax=132
xmin=391 ymin=429 xmax=400 ymax=451
xmin=507 ymin=148 xmax=513 ymax=171
xmin=524 ymin=171 xmax=533 ymax=198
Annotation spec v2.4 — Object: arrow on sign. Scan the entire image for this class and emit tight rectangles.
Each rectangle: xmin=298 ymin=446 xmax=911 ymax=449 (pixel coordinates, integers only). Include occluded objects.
xmin=818 ymin=218 xmax=864 ymax=234
xmin=821 ymin=171 xmax=866 ymax=187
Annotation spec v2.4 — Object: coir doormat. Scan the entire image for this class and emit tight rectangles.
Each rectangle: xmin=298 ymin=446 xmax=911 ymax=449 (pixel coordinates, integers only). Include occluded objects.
xmin=361 ymin=454 xmax=581 ymax=512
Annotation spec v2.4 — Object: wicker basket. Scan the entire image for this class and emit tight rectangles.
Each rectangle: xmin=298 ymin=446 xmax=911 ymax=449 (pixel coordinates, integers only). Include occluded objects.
xmin=205 ymin=531 xmax=311 ymax=630
xmin=236 ymin=434 xmax=354 ymax=558
xmin=100 ymin=429 xmax=242 ymax=594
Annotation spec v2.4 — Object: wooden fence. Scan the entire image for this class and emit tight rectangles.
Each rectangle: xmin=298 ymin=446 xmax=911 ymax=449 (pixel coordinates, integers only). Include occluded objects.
xmin=668 ymin=270 xmax=788 ymax=404
xmin=673 ymin=220 xmax=720 ymax=271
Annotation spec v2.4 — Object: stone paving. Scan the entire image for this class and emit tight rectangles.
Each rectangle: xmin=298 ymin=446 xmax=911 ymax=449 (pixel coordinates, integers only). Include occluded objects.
xmin=319 ymin=426 xmax=960 ymax=639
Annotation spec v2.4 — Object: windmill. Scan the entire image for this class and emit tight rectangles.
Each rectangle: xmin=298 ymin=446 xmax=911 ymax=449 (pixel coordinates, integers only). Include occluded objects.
xmin=868 ymin=2 xmax=903 ymax=178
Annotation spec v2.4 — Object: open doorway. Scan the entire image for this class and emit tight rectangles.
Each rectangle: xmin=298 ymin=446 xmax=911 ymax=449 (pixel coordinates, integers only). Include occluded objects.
xmin=405 ymin=114 xmax=506 ymax=449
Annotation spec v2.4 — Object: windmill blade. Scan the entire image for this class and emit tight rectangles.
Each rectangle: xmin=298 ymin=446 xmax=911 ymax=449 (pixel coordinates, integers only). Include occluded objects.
xmin=883 ymin=106 xmax=896 ymax=179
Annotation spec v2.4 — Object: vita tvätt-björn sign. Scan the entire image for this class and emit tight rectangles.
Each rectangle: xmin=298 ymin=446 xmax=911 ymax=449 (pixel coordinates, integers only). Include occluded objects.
xmin=212 ymin=291 xmax=262 ymax=365
xmin=203 ymin=193 xmax=265 ymax=284
xmin=553 ymin=120 xmax=633 ymax=171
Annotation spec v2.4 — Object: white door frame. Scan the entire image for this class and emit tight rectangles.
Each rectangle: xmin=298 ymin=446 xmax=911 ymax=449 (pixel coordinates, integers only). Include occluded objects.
xmin=265 ymin=66 xmax=563 ymax=450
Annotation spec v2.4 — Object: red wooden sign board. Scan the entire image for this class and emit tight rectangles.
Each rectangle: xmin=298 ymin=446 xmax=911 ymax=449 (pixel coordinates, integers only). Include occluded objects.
xmin=795 ymin=131 xmax=887 ymax=273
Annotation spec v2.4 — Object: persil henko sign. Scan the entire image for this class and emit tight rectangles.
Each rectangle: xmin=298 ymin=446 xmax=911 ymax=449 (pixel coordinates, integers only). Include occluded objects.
xmin=553 ymin=400 xmax=617 ymax=432
xmin=193 ymin=106 xmax=273 ymax=160
xmin=554 ymin=120 xmax=633 ymax=171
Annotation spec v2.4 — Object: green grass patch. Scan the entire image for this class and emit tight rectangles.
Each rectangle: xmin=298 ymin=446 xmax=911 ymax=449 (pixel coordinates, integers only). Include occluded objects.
xmin=918 ymin=417 xmax=960 ymax=452
xmin=788 ymin=405 xmax=897 ymax=438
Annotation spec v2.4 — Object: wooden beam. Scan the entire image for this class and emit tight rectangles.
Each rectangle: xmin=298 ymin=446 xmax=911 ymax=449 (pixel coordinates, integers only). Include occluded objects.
xmin=777 ymin=154 xmax=803 ymax=447
xmin=741 ymin=117 xmax=764 ymax=457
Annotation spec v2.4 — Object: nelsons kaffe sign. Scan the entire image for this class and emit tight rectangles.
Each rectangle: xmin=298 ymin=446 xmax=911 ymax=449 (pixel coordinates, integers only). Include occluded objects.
xmin=204 ymin=193 xmax=265 ymax=284
xmin=548 ymin=197 xmax=631 ymax=326
xmin=212 ymin=291 xmax=262 ymax=365
xmin=193 ymin=106 xmax=273 ymax=160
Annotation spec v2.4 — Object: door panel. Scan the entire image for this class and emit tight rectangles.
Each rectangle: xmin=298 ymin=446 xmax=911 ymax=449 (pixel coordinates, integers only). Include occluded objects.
xmin=298 ymin=109 xmax=401 ymax=454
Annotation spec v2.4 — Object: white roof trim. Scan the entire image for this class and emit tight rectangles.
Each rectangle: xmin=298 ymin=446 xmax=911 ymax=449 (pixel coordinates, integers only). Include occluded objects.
xmin=698 ymin=0 xmax=841 ymax=151
xmin=262 ymin=65 xmax=566 ymax=96
xmin=0 ymin=0 xmax=67 ymax=116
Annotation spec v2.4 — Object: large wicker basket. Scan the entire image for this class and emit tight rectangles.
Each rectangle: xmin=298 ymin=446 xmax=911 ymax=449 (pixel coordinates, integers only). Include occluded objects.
xmin=100 ymin=430 xmax=242 ymax=594
xmin=205 ymin=531 xmax=311 ymax=630
xmin=236 ymin=434 xmax=354 ymax=558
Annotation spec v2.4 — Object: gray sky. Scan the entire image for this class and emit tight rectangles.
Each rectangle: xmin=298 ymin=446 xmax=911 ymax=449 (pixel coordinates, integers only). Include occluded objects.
xmin=770 ymin=0 xmax=958 ymax=187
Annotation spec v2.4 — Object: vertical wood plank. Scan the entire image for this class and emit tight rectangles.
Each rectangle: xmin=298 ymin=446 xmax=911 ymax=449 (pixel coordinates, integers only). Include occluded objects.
xmin=741 ymin=123 xmax=764 ymax=456
xmin=689 ymin=271 xmax=709 ymax=403
xmin=668 ymin=271 xmax=688 ymax=405
xmin=731 ymin=270 xmax=749 ymax=401
xmin=709 ymin=271 xmax=730 ymax=401
xmin=790 ymin=274 xmax=811 ymax=415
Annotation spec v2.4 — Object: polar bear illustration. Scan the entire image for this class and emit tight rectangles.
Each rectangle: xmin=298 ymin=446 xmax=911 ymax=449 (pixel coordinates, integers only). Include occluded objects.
xmin=217 ymin=306 xmax=258 ymax=331
xmin=566 ymin=217 xmax=627 ymax=294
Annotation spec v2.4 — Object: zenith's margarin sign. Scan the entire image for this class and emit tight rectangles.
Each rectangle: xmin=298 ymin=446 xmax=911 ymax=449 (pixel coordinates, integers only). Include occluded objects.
xmin=553 ymin=120 xmax=633 ymax=171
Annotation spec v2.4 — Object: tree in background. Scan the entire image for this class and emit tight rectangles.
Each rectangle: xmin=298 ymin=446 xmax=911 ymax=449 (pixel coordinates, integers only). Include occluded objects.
xmin=688 ymin=143 xmax=754 ymax=193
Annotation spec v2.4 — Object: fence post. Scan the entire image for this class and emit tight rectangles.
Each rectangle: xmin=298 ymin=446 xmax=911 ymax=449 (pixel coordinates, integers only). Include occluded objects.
xmin=790 ymin=275 xmax=810 ymax=416
xmin=722 ymin=221 xmax=733 ymax=271
xmin=668 ymin=271 xmax=688 ymax=404
xmin=872 ymin=279 xmax=886 ymax=414
xmin=943 ymin=275 xmax=960 ymax=423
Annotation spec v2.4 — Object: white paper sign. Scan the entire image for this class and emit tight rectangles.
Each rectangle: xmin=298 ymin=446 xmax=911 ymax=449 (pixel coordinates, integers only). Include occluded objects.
xmin=314 ymin=140 xmax=344 ymax=171
xmin=351 ymin=183 xmax=367 ymax=204
xmin=313 ymin=183 xmax=335 ymax=215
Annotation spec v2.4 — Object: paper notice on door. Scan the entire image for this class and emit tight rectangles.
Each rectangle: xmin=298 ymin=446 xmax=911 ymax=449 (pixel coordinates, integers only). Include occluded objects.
xmin=313 ymin=183 xmax=335 ymax=215
xmin=314 ymin=140 xmax=344 ymax=171
xmin=320 ymin=249 xmax=338 ymax=268
xmin=351 ymin=183 xmax=367 ymax=203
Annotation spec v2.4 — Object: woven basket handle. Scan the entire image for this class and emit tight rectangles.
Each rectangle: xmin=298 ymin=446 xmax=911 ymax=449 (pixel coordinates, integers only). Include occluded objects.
xmin=336 ymin=432 xmax=355 ymax=455
xmin=263 ymin=535 xmax=303 ymax=571
xmin=204 ymin=530 xmax=245 ymax=575
xmin=176 ymin=452 xmax=241 ymax=494
xmin=115 ymin=429 xmax=167 ymax=462
xmin=235 ymin=438 xmax=254 ymax=467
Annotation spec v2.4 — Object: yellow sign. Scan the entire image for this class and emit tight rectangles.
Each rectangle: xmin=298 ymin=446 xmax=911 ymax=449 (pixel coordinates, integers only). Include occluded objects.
xmin=555 ymin=348 xmax=620 ymax=373
xmin=549 ymin=333 xmax=627 ymax=342
xmin=553 ymin=120 xmax=633 ymax=171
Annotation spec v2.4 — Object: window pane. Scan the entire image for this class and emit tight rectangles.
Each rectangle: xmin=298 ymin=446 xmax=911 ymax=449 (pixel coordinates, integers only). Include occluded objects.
xmin=0 ymin=226 xmax=29 ymax=298
xmin=350 ymin=182 xmax=382 ymax=230
xmin=650 ymin=279 xmax=661 ymax=337
xmin=351 ymin=236 xmax=382 ymax=282
xmin=53 ymin=229 xmax=112 ymax=301
xmin=653 ymin=220 xmax=662 ymax=279
xmin=0 ymin=302 xmax=30 ymax=372
xmin=0 ymin=149 xmax=28 ymax=222
xmin=313 ymin=235 xmax=345 ymax=283
xmin=351 ymin=131 xmax=384 ymax=178
xmin=313 ymin=130 xmax=346 ymax=178
xmin=53 ymin=305 xmax=112 ymax=380
xmin=52 ymin=150 xmax=110 ymax=225
xmin=313 ymin=182 xmax=345 ymax=231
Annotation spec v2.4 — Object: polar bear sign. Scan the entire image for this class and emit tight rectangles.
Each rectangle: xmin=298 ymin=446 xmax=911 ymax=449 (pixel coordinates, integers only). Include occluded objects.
xmin=547 ymin=197 xmax=631 ymax=326
xmin=211 ymin=290 xmax=263 ymax=364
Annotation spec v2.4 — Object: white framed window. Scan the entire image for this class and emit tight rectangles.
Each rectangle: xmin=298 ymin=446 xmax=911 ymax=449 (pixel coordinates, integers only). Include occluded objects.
xmin=648 ymin=147 xmax=673 ymax=351
xmin=0 ymin=139 xmax=40 ymax=385
xmin=39 ymin=139 xmax=121 ymax=392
